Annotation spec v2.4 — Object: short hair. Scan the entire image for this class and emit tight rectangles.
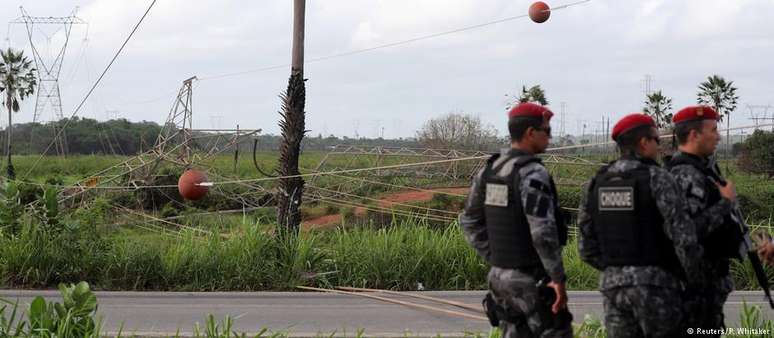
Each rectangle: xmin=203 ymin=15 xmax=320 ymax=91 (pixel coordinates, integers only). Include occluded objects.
xmin=615 ymin=124 xmax=654 ymax=154
xmin=508 ymin=116 xmax=543 ymax=141
xmin=674 ymin=120 xmax=705 ymax=145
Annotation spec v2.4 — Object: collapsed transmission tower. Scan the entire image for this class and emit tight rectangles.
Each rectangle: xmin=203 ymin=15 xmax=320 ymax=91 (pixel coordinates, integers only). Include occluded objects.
xmin=11 ymin=7 xmax=87 ymax=155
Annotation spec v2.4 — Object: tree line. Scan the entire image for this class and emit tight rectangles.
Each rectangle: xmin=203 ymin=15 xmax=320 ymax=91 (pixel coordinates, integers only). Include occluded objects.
xmin=0 ymin=117 xmax=426 ymax=156
xmin=417 ymin=75 xmax=741 ymax=150
xmin=0 ymin=117 xmax=161 ymax=156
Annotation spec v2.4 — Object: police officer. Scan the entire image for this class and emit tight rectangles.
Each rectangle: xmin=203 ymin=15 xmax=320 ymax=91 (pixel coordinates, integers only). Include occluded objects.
xmin=666 ymin=106 xmax=738 ymax=336
xmin=578 ymin=113 xmax=705 ymax=337
xmin=460 ymin=102 xmax=572 ymax=338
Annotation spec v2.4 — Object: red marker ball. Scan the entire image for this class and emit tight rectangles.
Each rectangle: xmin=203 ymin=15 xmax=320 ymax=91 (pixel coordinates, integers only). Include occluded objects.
xmin=529 ymin=2 xmax=551 ymax=23
xmin=178 ymin=169 xmax=209 ymax=200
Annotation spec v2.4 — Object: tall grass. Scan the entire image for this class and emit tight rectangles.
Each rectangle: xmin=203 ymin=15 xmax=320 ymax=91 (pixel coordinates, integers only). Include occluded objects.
xmin=320 ymin=218 xmax=488 ymax=290
xmin=563 ymin=237 xmax=600 ymax=290
xmin=2 ymin=213 xmax=772 ymax=291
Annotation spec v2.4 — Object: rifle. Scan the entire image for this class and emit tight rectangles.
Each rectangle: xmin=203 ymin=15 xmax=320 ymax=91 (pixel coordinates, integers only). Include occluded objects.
xmin=707 ymin=156 xmax=774 ymax=309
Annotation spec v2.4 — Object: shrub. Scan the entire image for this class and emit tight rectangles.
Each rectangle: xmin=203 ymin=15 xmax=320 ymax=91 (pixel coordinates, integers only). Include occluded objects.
xmin=738 ymin=130 xmax=774 ymax=178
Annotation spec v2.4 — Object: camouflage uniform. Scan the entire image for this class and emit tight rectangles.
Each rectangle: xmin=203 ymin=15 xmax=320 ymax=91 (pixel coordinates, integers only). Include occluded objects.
xmin=669 ymin=152 xmax=734 ymax=336
xmin=578 ymin=156 xmax=705 ymax=337
xmin=460 ymin=148 xmax=572 ymax=338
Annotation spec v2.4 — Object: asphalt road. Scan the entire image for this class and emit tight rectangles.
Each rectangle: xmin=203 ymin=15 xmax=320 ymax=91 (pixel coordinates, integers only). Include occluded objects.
xmin=0 ymin=290 xmax=771 ymax=337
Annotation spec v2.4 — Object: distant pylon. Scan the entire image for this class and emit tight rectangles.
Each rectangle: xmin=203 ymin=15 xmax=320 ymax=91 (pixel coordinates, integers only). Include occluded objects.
xmin=12 ymin=7 xmax=86 ymax=123
xmin=12 ymin=7 xmax=86 ymax=156
xmin=747 ymin=104 xmax=773 ymax=132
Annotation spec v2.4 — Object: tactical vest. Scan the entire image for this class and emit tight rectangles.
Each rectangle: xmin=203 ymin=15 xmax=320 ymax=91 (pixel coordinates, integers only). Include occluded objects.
xmin=667 ymin=152 xmax=744 ymax=262
xmin=587 ymin=160 xmax=681 ymax=273
xmin=482 ymin=151 xmax=568 ymax=269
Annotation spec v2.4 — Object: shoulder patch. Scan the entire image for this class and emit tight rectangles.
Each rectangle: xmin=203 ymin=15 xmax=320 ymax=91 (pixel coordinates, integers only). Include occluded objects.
xmin=485 ymin=183 xmax=509 ymax=207
xmin=525 ymin=192 xmax=550 ymax=217
xmin=528 ymin=179 xmax=551 ymax=194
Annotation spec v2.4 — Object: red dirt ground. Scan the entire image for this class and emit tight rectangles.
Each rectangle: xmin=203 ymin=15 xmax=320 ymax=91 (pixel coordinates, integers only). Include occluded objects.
xmin=302 ymin=187 xmax=470 ymax=230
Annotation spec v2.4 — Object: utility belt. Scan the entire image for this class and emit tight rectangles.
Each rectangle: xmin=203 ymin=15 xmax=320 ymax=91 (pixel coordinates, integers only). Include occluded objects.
xmin=482 ymin=277 xmax=573 ymax=332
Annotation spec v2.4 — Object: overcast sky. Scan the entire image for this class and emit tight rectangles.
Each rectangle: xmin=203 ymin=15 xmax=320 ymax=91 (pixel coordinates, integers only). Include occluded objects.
xmin=2 ymin=0 xmax=773 ymax=138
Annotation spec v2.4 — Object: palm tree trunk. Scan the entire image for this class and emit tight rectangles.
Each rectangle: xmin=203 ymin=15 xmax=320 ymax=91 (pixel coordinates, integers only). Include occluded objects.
xmin=276 ymin=0 xmax=306 ymax=237
xmin=276 ymin=73 xmax=305 ymax=236
xmin=726 ymin=111 xmax=731 ymax=173
xmin=5 ymin=94 xmax=13 ymax=179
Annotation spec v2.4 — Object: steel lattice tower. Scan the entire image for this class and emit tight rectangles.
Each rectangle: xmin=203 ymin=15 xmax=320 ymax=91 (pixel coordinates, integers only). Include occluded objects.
xmin=11 ymin=7 xmax=86 ymax=155
xmin=12 ymin=7 xmax=86 ymax=122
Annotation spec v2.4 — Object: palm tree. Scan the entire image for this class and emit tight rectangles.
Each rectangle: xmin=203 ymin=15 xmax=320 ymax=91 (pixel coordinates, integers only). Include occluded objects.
xmin=697 ymin=75 xmax=738 ymax=122
xmin=506 ymin=85 xmax=548 ymax=110
xmin=697 ymin=75 xmax=739 ymax=165
xmin=521 ymin=85 xmax=548 ymax=105
xmin=643 ymin=90 xmax=673 ymax=129
xmin=0 ymin=48 xmax=37 ymax=179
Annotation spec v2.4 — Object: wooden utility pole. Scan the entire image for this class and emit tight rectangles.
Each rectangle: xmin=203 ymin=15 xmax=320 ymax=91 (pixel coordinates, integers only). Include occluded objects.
xmin=291 ymin=0 xmax=305 ymax=76
xmin=276 ymin=0 xmax=306 ymax=236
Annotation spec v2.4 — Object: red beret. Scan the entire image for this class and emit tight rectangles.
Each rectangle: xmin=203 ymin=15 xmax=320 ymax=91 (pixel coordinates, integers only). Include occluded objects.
xmin=612 ymin=113 xmax=655 ymax=141
xmin=508 ymin=102 xmax=554 ymax=120
xmin=672 ymin=105 xmax=719 ymax=124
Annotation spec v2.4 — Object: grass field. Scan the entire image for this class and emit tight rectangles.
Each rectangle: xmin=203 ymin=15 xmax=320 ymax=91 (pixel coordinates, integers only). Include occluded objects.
xmin=0 ymin=153 xmax=773 ymax=292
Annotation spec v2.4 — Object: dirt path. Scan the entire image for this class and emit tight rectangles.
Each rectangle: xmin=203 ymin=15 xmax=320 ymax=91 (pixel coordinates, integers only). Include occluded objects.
xmin=302 ymin=187 xmax=469 ymax=230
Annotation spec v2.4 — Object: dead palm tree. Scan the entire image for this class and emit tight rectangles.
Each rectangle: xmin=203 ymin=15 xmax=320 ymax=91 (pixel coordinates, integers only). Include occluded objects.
xmin=0 ymin=48 xmax=37 ymax=179
xmin=276 ymin=74 xmax=306 ymax=236
xmin=276 ymin=0 xmax=306 ymax=236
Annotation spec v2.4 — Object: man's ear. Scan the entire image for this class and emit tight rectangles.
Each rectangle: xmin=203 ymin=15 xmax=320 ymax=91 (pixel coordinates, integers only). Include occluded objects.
xmin=688 ymin=129 xmax=698 ymax=142
xmin=526 ymin=126 xmax=535 ymax=140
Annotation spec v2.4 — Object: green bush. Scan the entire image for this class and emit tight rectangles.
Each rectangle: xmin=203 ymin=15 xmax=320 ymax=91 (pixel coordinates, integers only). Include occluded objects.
xmin=0 ymin=281 xmax=102 ymax=337
xmin=738 ymin=130 xmax=774 ymax=178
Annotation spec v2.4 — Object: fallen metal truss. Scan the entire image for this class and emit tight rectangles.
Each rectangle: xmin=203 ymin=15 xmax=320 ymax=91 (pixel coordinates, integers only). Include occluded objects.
xmin=60 ymin=77 xmax=264 ymax=208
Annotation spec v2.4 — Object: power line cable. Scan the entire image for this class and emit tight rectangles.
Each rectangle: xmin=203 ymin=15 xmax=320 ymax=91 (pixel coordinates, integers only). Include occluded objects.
xmin=14 ymin=122 xmax=773 ymax=192
xmin=198 ymin=0 xmax=592 ymax=81
xmin=105 ymin=1 xmax=592 ymax=111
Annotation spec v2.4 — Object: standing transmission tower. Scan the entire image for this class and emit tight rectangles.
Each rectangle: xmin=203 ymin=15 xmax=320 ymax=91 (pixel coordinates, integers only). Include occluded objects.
xmin=748 ymin=104 xmax=774 ymax=132
xmin=11 ymin=7 xmax=86 ymax=155
xmin=12 ymin=7 xmax=86 ymax=122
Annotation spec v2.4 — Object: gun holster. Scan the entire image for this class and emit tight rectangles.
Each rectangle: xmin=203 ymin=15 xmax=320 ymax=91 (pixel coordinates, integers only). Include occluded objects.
xmin=482 ymin=292 xmax=527 ymax=328
xmin=482 ymin=293 xmax=501 ymax=327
